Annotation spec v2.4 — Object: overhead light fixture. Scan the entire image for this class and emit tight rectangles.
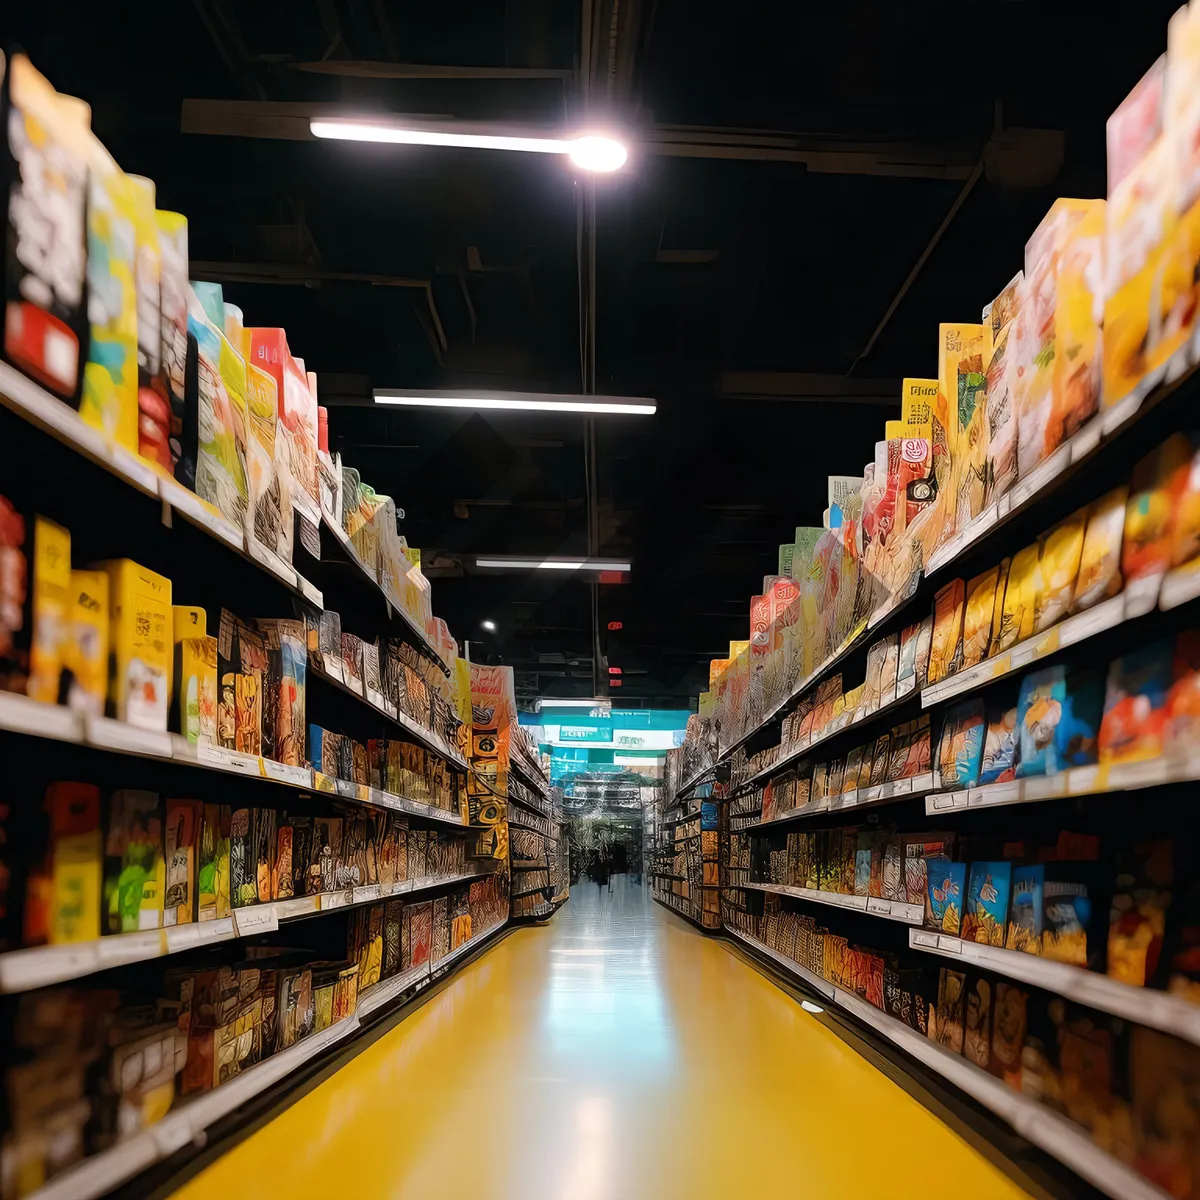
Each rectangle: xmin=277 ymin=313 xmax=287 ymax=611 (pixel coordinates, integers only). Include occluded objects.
xmin=373 ymin=389 xmax=654 ymax=416
xmin=310 ymin=120 xmax=628 ymax=173
xmin=475 ymin=557 xmax=631 ymax=571
xmin=800 ymin=1000 xmax=825 ymax=1014
xmin=481 ymin=620 xmax=497 ymax=632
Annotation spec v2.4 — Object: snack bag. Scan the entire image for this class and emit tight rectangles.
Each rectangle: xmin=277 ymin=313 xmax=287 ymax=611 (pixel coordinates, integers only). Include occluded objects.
xmin=993 ymin=543 xmax=1040 ymax=653
xmin=1122 ymin=435 xmax=1192 ymax=584
xmin=1034 ymin=511 xmax=1086 ymax=632
xmin=927 ymin=578 xmax=965 ymax=684
xmin=937 ymin=324 xmax=988 ymax=539
xmin=1054 ymin=666 xmax=1106 ymax=769
xmin=1071 ymin=487 xmax=1127 ymax=611
xmin=979 ymin=703 xmax=1018 ymax=784
xmin=962 ymin=566 xmax=1000 ymax=669
xmin=1053 ymin=200 xmax=1106 ymax=442
xmin=938 ymin=700 xmax=985 ymax=789
xmin=1099 ymin=638 xmax=1174 ymax=764
xmin=1015 ymin=665 xmax=1067 ymax=778
xmin=1165 ymin=629 xmax=1200 ymax=751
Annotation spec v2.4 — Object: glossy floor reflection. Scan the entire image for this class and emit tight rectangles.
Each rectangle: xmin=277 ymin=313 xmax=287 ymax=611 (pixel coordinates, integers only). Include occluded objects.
xmin=170 ymin=881 xmax=1031 ymax=1199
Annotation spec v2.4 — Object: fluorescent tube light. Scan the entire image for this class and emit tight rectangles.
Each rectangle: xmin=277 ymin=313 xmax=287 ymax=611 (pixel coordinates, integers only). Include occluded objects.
xmin=474 ymin=557 xmax=631 ymax=571
xmin=310 ymin=121 xmax=628 ymax=173
xmin=373 ymin=390 xmax=655 ymax=416
xmin=535 ymin=698 xmax=612 ymax=711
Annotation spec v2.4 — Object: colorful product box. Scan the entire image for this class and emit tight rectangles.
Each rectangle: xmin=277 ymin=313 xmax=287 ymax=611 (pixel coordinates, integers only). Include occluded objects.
xmin=98 ymin=559 xmax=171 ymax=730
xmin=173 ymin=605 xmax=217 ymax=745
xmin=961 ymin=861 xmax=1011 ymax=947
xmin=64 ymin=568 xmax=108 ymax=717
xmin=103 ymin=789 xmax=164 ymax=933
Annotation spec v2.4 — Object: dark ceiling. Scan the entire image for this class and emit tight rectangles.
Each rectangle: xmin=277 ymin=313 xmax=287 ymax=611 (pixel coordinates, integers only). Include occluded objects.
xmin=3 ymin=0 xmax=1184 ymax=706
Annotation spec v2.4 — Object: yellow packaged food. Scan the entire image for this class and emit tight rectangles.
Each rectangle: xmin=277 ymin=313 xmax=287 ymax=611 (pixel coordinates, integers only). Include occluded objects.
xmin=1172 ymin=436 xmax=1200 ymax=568
xmin=97 ymin=559 xmax=171 ymax=730
xmin=1104 ymin=58 xmax=1187 ymax=410
xmin=927 ymin=579 xmax=965 ymax=684
xmin=983 ymin=274 xmax=1022 ymax=505
xmin=1053 ymin=201 xmax=1105 ymax=442
xmin=937 ymin=326 xmax=988 ymax=541
xmin=989 ymin=557 xmax=1011 ymax=657
xmin=1123 ymin=434 xmax=1192 ymax=583
xmin=64 ymin=568 xmax=108 ymax=717
xmin=24 ymin=515 xmax=71 ymax=707
xmin=994 ymin=543 xmax=1041 ymax=652
xmin=1072 ymin=487 xmax=1128 ymax=611
xmin=1034 ymin=512 xmax=1086 ymax=632
xmin=1020 ymin=199 xmax=1099 ymax=475
xmin=962 ymin=567 xmax=1000 ymax=669
xmin=173 ymin=605 xmax=217 ymax=745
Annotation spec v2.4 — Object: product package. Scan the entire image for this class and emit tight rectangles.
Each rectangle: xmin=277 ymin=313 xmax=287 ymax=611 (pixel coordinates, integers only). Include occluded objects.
xmin=98 ymin=559 xmax=171 ymax=730
xmin=993 ymin=543 xmax=1041 ymax=654
xmin=1 ymin=54 xmax=89 ymax=401
xmin=927 ymin=579 xmax=965 ymax=684
xmin=1043 ymin=865 xmax=1100 ymax=967
xmin=197 ymin=803 xmax=231 ymax=921
xmin=4 ymin=515 xmax=72 ymax=705
xmin=962 ymin=566 xmax=1000 ymax=669
xmin=983 ymin=273 xmax=1022 ymax=505
xmin=217 ymin=609 xmax=266 ymax=755
xmin=962 ymin=861 xmax=1012 ymax=947
xmin=173 ymin=605 xmax=217 ymax=745
xmin=229 ymin=807 xmax=258 ymax=908
xmin=938 ymin=323 xmax=989 ymax=535
xmin=163 ymin=798 xmax=201 ymax=926
xmin=988 ymin=981 xmax=1029 ymax=1089
xmin=1015 ymin=665 xmax=1067 ymax=777
xmin=1099 ymin=638 xmax=1174 ymax=764
xmin=63 ymin=569 xmax=108 ymax=716
xmin=103 ymin=789 xmax=164 ymax=933
xmin=1006 ymin=863 xmax=1046 ymax=955
xmin=241 ymin=328 xmax=293 ymax=565
xmin=938 ymin=700 xmax=985 ymax=789
xmin=42 ymin=781 xmax=102 ymax=944
xmin=1035 ymin=512 xmax=1086 ymax=632
xmin=979 ymin=703 xmax=1019 ymax=785
xmin=1053 ymin=667 xmax=1106 ymax=768
xmin=1123 ymin=435 xmax=1192 ymax=586
xmin=934 ymin=966 xmax=967 ymax=1053
xmin=964 ymin=975 xmax=993 ymax=1069
xmin=925 ymin=857 xmax=966 ymax=935
xmin=1107 ymin=840 xmax=1173 ymax=987
xmin=1053 ymin=199 xmax=1106 ymax=442
xmin=895 ymin=620 xmax=926 ymax=698
xmin=1071 ymin=487 xmax=1128 ymax=611
xmin=155 ymin=209 xmax=191 ymax=479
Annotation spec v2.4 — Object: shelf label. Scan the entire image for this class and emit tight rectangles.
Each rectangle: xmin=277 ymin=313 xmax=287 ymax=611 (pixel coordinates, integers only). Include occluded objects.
xmin=198 ymin=743 xmax=261 ymax=775
xmin=1124 ymin=573 xmax=1164 ymax=618
xmin=866 ymin=898 xmax=892 ymax=916
xmin=262 ymin=760 xmax=313 ymax=787
xmin=323 ymin=657 xmax=347 ymax=685
xmin=334 ymin=778 xmax=358 ymax=799
xmin=366 ymin=686 xmax=387 ymax=712
xmin=321 ymin=890 xmax=352 ymax=911
xmin=970 ymin=780 xmax=1020 ymax=808
xmin=297 ymin=575 xmax=323 ymax=608
xmin=165 ymin=923 xmax=203 ymax=952
xmin=87 ymin=717 xmax=173 ymax=758
xmin=937 ymin=935 xmax=963 ymax=954
xmin=352 ymin=885 xmax=382 ymax=904
xmin=312 ymin=771 xmax=337 ymax=794
xmin=912 ymin=930 xmax=939 ymax=949
xmin=932 ymin=791 xmax=967 ymax=812
xmin=233 ymin=906 xmax=279 ymax=936
xmin=345 ymin=675 xmax=364 ymax=697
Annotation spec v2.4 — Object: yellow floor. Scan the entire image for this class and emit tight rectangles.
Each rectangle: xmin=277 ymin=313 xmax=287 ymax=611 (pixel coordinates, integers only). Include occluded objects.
xmin=170 ymin=880 xmax=1031 ymax=1199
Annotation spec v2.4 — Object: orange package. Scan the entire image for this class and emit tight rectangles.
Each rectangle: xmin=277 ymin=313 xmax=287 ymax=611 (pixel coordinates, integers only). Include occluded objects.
xmin=1122 ymin=434 xmax=1193 ymax=583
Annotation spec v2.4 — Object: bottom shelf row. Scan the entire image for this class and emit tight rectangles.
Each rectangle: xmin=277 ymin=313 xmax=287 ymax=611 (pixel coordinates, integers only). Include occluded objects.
xmin=725 ymin=924 xmax=1174 ymax=1200
xmin=6 ymin=883 xmax=508 ymax=1200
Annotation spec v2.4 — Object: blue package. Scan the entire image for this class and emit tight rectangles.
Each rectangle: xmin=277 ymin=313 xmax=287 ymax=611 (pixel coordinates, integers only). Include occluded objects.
xmin=1015 ymin=665 xmax=1067 ymax=778
xmin=979 ymin=704 xmax=1018 ymax=784
xmin=1053 ymin=667 xmax=1106 ymax=769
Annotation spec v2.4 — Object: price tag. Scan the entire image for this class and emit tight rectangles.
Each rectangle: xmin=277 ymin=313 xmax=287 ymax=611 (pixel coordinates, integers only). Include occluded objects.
xmin=210 ymin=917 xmax=235 ymax=938
xmin=1124 ymin=574 xmax=1163 ymax=618
xmin=867 ymin=898 xmax=892 ymax=916
xmin=880 ymin=782 xmax=896 ymax=799
xmin=892 ymin=778 xmax=913 ymax=796
xmin=97 ymin=930 xmax=160 ymax=963
xmin=262 ymin=760 xmax=313 ymax=787
xmin=1067 ymin=765 xmax=1100 ymax=796
xmin=297 ymin=574 xmax=323 ymax=608
xmin=383 ymin=699 xmax=398 ymax=720
xmin=366 ymin=686 xmax=387 ymax=712
xmin=937 ymin=935 xmax=962 ymax=954
xmin=1061 ymin=593 xmax=1124 ymax=645
xmin=352 ymin=885 xmax=382 ymax=904
xmin=321 ymin=891 xmax=352 ymax=911
xmin=969 ymin=780 xmax=1019 ymax=808
xmin=335 ymin=778 xmax=357 ymax=799
xmin=233 ymin=906 xmax=279 ymax=936
xmin=312 ymin=771 xmax=337 ymax=793
xmin=198 ymin=743 xmax=261 ymax=775
xmin=932 ymin=792 xmax=967 ymax=812
xmin=912 ymin=930 xmax=939 ymax=949
xmin=152 ymin=1117 xmax=195 ymax=1157
xmin=1160 ymin=562 xmax=1200 ymax=612
xmin=165 ymin=924 xmax=203 ymax=953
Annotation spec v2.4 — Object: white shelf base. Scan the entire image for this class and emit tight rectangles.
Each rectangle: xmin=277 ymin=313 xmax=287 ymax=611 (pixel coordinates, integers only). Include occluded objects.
xmin=740 ymin=881 xmax=923 ymax=925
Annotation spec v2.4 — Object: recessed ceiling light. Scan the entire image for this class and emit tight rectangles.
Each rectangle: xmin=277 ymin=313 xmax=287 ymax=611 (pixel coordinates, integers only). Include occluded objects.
xmin=475 ymin=556 xmax=631 ymax=572
xmin=372 ymin=389 xmax=654 ymax=416
xmin=310 ymin=121 xmax=629 ymax=173
xmin=481 ymin=620 xmax=497 ymax=631
xmin=800 ymin=1000 xmax=825 ymax=1014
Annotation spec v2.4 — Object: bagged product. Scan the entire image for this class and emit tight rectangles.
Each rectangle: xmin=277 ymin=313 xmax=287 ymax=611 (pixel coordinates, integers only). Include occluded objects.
xmin=1071 ymin=486 xmax=1127 ymax=611
xmin=1006 ymin=863 xmax=1045 ymax=955
xmin=1034 ymin=511 xmax=1086 ymax=632
xmin=938 ymin=700 xmax=985 ymax=789
xmin=962 ymin=861 xmax=1012 ymax=947
xmin=993 ymin=542 xmax=1040 ymax=653
xmin=962 ymin=566 xmax=1000 ymax=668
xmin=1123 ymin=434 xmax=1192 ymax=585
xmin=126 ymin=175 xmax=171 ymax=469
xmin=1015 ymin=665 xmax=1067 ymax=777
xmin=103 ymin=789 xmax=164 ymax=933
xmin=1053 ymin=666 xmax=1106 ymax=769
xmin=978 ymin=703 xmax=1019 ymax=784
xmin=937 ymin=324 xmax=988 ymax=540
xmin=1165 ymin=629 xmax=1200 ymax=751
xmin=1053 ymin=200 xmax=1106 ymax=441
xmin=1099 ymin=638 xmax=1174 ymax=764
xmin=927 ymin=578 xmax=965 ymax=684
xmin=155 ymin=210 xmax=191 ymax=477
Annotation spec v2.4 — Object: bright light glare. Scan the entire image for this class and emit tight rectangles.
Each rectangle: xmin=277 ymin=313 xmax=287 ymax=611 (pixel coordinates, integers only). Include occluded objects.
xmin=475 ymin=558 xmax=631 ymax=571
xmin=801 ymin=1000 xmax=825 ymax=1014
xmin=373 ymin=391 xmax=655 ymax=415
xmin=310 ymin=121 xmax=628 ymax=173
xmin=569 ymin=135 xmax=628 ymax=172
xmin=311 ymin=121 xmax=569 ymax=154
xmin=481 ymin=620 xmax=497 ymax=631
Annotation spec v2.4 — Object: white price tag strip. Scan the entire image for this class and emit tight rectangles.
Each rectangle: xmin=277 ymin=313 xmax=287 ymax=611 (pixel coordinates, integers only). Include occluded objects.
xmin=937 ymin=935 xmax=963 ymax=953
xmin=866 ymin=898 xmax=892 ymax=916
xmin=931 ymin=792 xmax=968 ymax=812
xmin=165 ymin=924 xmax=203 ymax=953
xmin=233 ymin=906 xmax=279 ymax=936
xmin=321 ymin=890 xmax=352 ymax=911
xmin=1124 ymin=573 xmax=1163 ymax=618
xmin=262 ymin=760 xmax=313 ymax=787
xmin=912 ymin=931 xmax=939 ymax=949
xmin=86 ymin=717 xmax=172 ymax=758
xmin=297 ymin=574 xmax=324 ymax=608
xmin=352 ymin=885 xmax=381 ymax=903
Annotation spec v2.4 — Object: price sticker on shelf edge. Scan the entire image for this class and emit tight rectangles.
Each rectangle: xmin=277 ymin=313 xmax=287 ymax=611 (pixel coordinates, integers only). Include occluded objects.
xmin=233 ymin=906 xmax=279 ymax=937
xmin=352 ymin=884 xmax=382 ymax=904
xmin=912 ymin=931 xmax=939 ymax=949
xmin=321 ymin=891 xmax=352 ymax=912
xmin=937 ymin=935 xmax=962 ymax=954
xmin=153 ymin=1118 xmax=195 ymax=1157
xmin=867 ymin=898 xmax=892 ymax=917
xmin=932 ymin=792 xmax=966 ymax=812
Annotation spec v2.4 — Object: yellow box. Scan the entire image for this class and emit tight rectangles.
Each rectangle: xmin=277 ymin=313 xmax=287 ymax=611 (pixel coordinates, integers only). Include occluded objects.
xmin=97 ymin=559 xmax=172 ymax=729
xmin=64 ymin=569 xmax=108 ymax=717
xmin=173 ymin=606 xmax=216 ymax=744
xmin=28 ymin=516 xmax=71 ymax=705
xmin=936 ymin=325 xmax=987 ymax=538
xmin=47 ymin=782 xmax=102 ymax=944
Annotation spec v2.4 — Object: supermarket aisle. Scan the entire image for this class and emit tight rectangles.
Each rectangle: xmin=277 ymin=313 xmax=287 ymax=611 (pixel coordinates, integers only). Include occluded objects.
xmin=170 ymin=886 xmax=1029 ymax=1200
